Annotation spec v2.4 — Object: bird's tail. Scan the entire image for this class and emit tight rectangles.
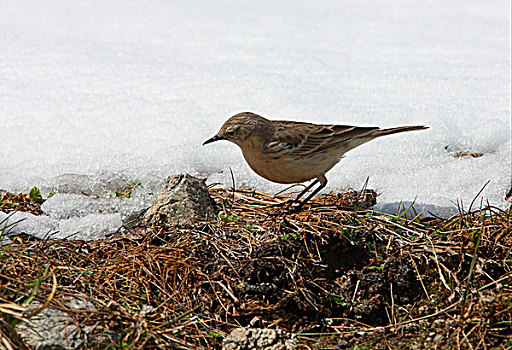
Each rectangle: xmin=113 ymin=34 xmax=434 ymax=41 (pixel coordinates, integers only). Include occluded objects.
xmin=375 ymin=125 xmax=429 ymax=137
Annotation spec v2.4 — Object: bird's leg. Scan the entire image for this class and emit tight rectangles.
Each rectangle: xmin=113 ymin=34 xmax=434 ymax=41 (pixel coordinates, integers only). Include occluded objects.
xmin=269 ymin=182 xmax=317 ymax=214
xmin=293 ymin=182 xmax=326 ymax=211
xmin=291 ymin=180 xmax=319 ymax=204
xmin=291 ymin=175 xmax=327 ymax=212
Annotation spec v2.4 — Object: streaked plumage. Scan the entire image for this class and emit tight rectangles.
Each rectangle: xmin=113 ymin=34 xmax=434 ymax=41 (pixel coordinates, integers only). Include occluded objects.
xmin=203 ymin=112 xmax=428 ymax=210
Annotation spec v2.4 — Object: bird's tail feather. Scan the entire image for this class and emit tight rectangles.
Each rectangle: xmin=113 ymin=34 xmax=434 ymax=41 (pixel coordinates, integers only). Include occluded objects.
xmin=375 ymin=125 xmax=429 ymax=137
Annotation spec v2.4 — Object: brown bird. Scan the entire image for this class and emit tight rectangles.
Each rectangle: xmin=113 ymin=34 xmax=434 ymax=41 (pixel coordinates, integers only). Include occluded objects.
xmin=203 ymin=112 xmax=428 ymax=210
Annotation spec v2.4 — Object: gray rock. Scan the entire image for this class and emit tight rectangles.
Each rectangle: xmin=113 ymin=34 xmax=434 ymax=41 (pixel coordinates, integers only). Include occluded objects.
xmin=222 ymin=328 xmax=297 ymax=350
xmin=143 ymin=174 xmax=216 ymax=227
xmin=433 ymin=334 xmax=444 ymax=344
xmin=16 ymin=296 xmax=116 ymax=349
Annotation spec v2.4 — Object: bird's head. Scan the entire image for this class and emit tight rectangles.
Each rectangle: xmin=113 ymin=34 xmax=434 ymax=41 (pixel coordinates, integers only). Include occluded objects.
xmin=203 ymin=112 xmax=273 ymax=149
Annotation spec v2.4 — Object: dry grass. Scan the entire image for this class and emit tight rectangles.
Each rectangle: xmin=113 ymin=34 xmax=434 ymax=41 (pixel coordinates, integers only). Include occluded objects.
xmin=1 ymin=187 xmax=511 ymax=349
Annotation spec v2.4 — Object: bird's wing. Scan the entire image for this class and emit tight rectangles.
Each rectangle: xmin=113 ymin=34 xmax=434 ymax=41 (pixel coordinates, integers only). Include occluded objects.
xmin=265 ymin=121 xmax=378 ymax=157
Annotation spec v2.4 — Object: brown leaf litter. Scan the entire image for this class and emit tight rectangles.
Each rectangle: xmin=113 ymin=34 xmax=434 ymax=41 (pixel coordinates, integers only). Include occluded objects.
xmin=1 ymin=187 xmax=511 ymax=349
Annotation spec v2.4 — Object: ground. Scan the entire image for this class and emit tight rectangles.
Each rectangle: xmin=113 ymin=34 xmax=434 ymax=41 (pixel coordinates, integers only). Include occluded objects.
xmin=1 ymin=187 xmax=511 ymax=349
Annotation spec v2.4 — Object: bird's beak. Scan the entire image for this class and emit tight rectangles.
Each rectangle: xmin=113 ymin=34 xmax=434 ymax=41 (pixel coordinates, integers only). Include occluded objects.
xmin=202 ymin=135 xmax=223 ymax=146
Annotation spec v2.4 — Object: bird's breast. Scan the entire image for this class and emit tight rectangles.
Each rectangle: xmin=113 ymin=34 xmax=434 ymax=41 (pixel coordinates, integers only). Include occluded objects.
xmin=241 ymin=149 xmax=340 ymax=184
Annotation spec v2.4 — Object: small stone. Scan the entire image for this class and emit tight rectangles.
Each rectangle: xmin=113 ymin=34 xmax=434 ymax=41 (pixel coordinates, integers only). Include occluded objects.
xmin=433 ymin=334 xmax=444 ymax=344
xmin=222 ymin=328 xmax=297 ymax=350
xmin=480 ymin=294 xmax=495 ymax=304
xmin=16 ymin=296 xmax=116 ymax=349
xmin=143 ymin=174 xmax=216 ymax=228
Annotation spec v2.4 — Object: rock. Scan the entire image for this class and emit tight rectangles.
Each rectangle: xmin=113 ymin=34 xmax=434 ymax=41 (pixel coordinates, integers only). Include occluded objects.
xmin=143 ymin=174 xmax=216 ymax=227
xmin=222 ymin=328 xmax=297 ymax=350
xmin=16 ymin=296 xmax=116 ymax=349
xmin=433 ymin=334 xmax=444 ymax=344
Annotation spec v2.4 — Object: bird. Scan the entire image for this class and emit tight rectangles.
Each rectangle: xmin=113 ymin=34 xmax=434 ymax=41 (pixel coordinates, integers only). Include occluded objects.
xmin=203 ymin=112 xmax=428 ymax=211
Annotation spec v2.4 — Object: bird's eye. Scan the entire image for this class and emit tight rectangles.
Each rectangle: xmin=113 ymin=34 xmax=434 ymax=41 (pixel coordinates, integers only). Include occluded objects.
xmin=226 ymin=130 xmax=235 ymax=136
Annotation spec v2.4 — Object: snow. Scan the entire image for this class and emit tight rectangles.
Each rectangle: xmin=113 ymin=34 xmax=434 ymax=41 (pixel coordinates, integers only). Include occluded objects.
xmin=0 ymin=211 xmax=121 ymax=241
xmin=0 ymin=0 xmax=510 ymax=239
